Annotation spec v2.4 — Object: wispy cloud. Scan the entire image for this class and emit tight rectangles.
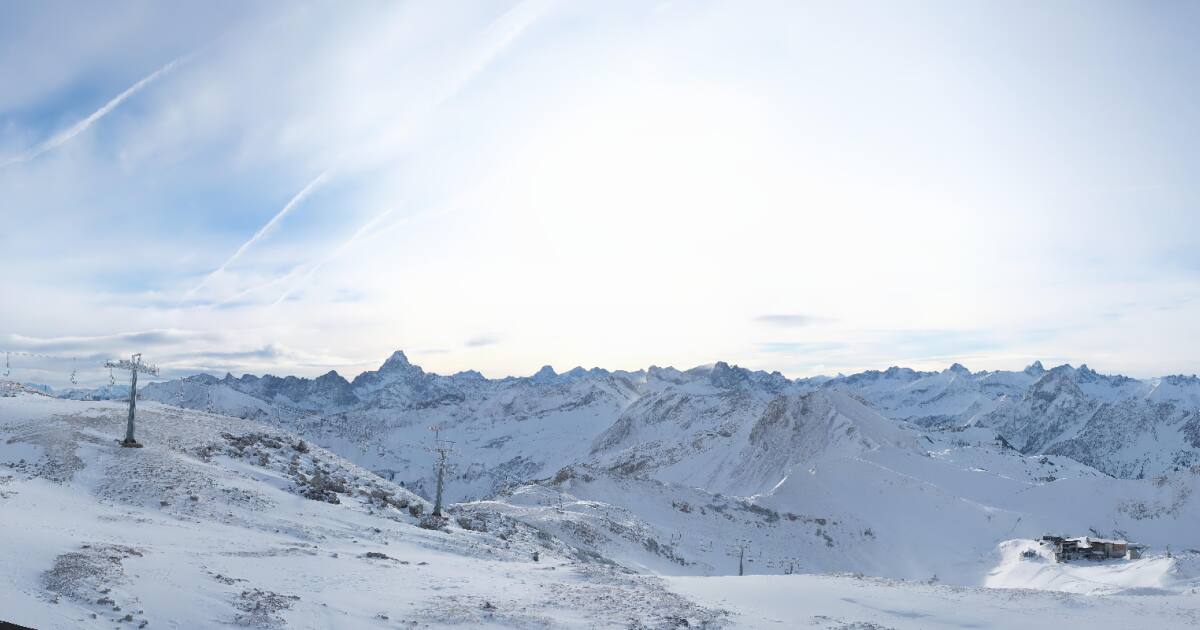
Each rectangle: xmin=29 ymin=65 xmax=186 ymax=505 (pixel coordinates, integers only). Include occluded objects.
xmin=268 ymin=204 xmax=394 ymax=306
xmin=254 ymin=0 xmax=554 ymax=305
xmin=6 ymin=2 xmax=1200 ymax=383
xmin=757 ymin=341 xmax=845 ymax=354
xmin=755 ymin=314 xmax=826 ymax=327
xmin=0 ymin=52 xmax=193 ymax=168
xmin=173 ymin=344 xmax=285 ymax=361
xmin=466 ymin=335 xmax=501 ymax=348
xmin=4 ymin=329 xmax=217 ymax=355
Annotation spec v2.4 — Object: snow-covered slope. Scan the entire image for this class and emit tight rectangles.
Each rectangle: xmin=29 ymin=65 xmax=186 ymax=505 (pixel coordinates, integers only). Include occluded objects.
xmin=10 ymin=359 xmax=1200 ymax=628
xmin=0 ymin=393 xmax=726 ymax=629
xmin=484 ymin=398 xmax=1200 ymax=585
xmin=667 ymin=570 xmax=1200 ymax=629
xmin=754 ymin=425 xmax=1200 ymax=583
xmin=588 ymin=388 xmax=918 ymax=497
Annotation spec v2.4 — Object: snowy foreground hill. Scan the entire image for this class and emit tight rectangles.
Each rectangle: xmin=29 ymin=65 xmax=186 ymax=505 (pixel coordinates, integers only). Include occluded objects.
xmin=7 ymin=353 xmax=1200 ymax=628
xmin=4 ymin=391 xmax=1200 ymax=629
xmin=1 ymin=392 xmax=725 ymax=629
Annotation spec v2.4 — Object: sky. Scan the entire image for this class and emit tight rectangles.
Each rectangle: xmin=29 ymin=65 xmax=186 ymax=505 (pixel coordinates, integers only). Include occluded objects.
xmin=2 ymin=0 xmax=1199 ymax=387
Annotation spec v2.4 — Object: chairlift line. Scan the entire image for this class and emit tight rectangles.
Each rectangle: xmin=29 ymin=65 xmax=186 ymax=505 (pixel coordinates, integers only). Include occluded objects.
xmin=0 ymin=348 xmax=101 ymax=362
xmin=0 ymin=348 xmax=143 ymax=384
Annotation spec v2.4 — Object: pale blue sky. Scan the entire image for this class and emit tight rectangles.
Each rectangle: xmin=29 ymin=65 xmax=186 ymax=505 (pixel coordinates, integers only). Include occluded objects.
xmin=2 ymin=1 xmax=1198 ymax=386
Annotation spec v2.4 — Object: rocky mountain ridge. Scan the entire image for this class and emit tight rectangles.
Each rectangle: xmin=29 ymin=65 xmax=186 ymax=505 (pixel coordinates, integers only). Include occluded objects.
xmin=131 ymin=352 xmax=1200 ymax=486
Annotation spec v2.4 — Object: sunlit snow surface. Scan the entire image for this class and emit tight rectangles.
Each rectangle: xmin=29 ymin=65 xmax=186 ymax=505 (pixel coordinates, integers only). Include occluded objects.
xmin=669 ymin=572 xmax=1200 ymax=629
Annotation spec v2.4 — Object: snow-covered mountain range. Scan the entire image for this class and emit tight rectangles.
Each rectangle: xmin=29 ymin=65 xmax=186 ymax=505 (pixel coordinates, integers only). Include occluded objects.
xmin=129 ymin=353 xmax=1200 ymax=583
xmin=824 ymin=361 xmax=1200 ymax=478
xmin=8 ymin=352 xmax=1200 ymax=627
xmin=136 ymin=352 xmax=1200 ymax=491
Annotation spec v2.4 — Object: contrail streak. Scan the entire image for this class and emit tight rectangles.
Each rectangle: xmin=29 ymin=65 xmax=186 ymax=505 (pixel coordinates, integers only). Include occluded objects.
xmin=0 ymin=53 xmax=193 ymax=168
xmin=271 ymin=207 xmax=397 ymax=306
xmin=266 ymin=0 xmax=554 ymax=304
xmin=192 ymin=0 xmax=554 ymax=307
xmin=182 ymin=169 xmax=332 ymax=301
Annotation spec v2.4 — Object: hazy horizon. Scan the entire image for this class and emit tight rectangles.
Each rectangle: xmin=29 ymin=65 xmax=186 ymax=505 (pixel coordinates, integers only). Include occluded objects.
xmin=21 ymin=346 xmax=1195 ymax=391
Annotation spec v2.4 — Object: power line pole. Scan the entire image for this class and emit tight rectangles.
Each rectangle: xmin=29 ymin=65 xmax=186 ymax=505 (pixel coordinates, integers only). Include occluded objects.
xmin=104 ymin=353 xmax=159 ymax=448
xmin=425 ymin=425 xmax=456 ymax=517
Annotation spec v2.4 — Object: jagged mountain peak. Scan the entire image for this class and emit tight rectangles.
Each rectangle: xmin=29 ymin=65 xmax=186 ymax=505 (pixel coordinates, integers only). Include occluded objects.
xmin=379 ymin=350 xmax=419 ymax=373
xmin=1074 ymin=363 xmax=1118 ymax=385
xmin=645 ymin=365 xmax=688 ymax=385
xmin=190 ymin=373 xmax=220 ymax=385
xmin=836 ymin=366 xmax=931 ymax=386
xmin=1029 ymin=363 xmax=1091 ymax=389
xmin=1030 ymin=366 xmax=1085 ymax=394
xmin=708 ymin=361 xmax=749 ymax=388
xmin=884 ymin=365 xmax=920 ymax=379
xmin=1023 ymin=360 xmax=1045 ymax=376
xmin=349 ymin=350 xmax=430 ymax=392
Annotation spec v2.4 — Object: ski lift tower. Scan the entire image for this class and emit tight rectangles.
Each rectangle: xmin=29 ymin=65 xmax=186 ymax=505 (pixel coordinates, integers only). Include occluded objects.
xmin=105 ymin=353 xmax=159 ymax=448
xmin=727 ymin=538 xmax=752 ymax=576
xmin=425 ymin=425 xmax=457 ymax=517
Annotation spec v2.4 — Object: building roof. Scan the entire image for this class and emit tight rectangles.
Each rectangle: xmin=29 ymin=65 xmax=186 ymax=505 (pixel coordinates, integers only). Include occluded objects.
xmin=1064 ymin=536 xmax=1129 ymax=547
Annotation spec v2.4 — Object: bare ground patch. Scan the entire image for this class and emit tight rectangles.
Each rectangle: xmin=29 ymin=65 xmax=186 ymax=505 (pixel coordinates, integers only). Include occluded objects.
xmin=42 ymin=543 xmax=151 ymax=626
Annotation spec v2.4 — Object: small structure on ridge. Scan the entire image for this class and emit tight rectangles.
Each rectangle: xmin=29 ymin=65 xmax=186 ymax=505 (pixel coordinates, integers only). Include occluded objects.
xmin=1041 ymin=535 xmax=1145 ymax=562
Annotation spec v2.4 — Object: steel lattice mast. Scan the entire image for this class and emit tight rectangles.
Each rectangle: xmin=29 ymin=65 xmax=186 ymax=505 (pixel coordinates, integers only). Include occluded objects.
xmin=104 ymin=353 xmax=159 ymax=448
